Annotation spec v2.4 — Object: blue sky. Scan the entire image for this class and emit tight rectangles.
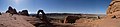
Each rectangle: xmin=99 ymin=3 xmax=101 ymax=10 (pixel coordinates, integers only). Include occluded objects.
xmin=0 ymin=0 xmax=111 ymax=14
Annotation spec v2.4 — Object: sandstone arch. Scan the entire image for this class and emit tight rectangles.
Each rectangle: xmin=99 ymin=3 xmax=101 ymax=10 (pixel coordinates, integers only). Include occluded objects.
xmin=35 ymin=10 xmax=54 ymax=27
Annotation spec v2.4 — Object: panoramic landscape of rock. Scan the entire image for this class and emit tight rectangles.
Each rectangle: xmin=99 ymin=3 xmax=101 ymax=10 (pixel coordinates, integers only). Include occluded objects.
xmin=2 ymin=0 xmax=120 ymax=27
xmin=0 ymin=6 xmax=99 ymax=27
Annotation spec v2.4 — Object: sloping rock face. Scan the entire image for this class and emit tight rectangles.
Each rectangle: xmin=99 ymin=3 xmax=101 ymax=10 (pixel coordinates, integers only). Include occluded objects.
xmin=92 ymin=0 xmax=120 ymax=27
xmin=12 ymin=14 xmax=40 ymax=25
xmin=18 ymin=10 xmax=29 ymax=16
xmin=0 ymin=13 xmax=35 ymax=27
xmin=6 ymin=6 xmax=18 ymax=14
xmin=92 ymin=18 xmax=120 ymax=27
xmin=106 ymin=0 xmax=120 ymax=18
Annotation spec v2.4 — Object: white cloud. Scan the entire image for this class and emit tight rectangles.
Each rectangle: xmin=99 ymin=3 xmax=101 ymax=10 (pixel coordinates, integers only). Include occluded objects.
xmin=39 ymin=8 xmax=44 ymax=10
xmin=14 ymin=0 xmax=20 ymax=4
xmin=29 ymin=12 xmax=35 ymax=14
xmin=87 ymin=12 xmax=106 ymax=14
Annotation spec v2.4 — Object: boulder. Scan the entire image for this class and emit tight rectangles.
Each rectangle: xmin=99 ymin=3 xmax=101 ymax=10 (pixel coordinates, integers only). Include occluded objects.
xmin=63 ymin=16 xmax=79 ymax=24
xmin=6 ymin=6 xmax=17 ymax=14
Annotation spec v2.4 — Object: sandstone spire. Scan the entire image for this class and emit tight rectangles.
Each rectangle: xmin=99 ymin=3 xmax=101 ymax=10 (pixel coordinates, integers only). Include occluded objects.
xmin=6 ymin=6 xmax=18 ymax=14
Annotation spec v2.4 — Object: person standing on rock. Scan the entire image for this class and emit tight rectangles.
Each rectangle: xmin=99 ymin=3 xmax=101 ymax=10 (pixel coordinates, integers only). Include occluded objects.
xmin=0 ymin=12 xmax=1 ymax=15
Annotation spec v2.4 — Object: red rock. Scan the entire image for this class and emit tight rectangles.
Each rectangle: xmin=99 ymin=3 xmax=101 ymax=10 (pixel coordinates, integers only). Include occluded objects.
xmin=18 ymin=10 xmax=29 ymax=16
xmin=0 ymin=13 xmax=35 ymax=27
xmin=6 ymin=6 xmax=18 ymax=14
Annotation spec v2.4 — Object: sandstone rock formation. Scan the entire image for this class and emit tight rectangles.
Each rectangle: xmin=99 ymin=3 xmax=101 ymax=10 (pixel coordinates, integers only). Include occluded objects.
xmin=0 ymin=13 xmax=35 ymax=27
xmin=106 ymin=0 xmax=120 ymax=18
xmin=35 ymin=10 xmax=54 ymax=27
xmin=12 ymin=14 xmax=40 ymax=25
xmin=63 ymin=16 xmax=79 ymax=24
xmin=6 ymin=6 xmax=18 ymax=14
xmin=18 ymin=10 xmax=29 ymax=16
xmin=92 ymin=0 xmax=120 ymax=27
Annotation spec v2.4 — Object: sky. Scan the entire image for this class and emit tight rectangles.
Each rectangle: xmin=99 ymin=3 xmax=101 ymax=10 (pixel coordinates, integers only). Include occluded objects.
xmin=0 ymin=0 xmax=111 ymax=14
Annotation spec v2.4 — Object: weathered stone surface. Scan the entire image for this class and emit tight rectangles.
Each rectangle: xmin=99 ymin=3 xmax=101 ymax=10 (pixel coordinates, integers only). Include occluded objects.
xmin=12 ymin=14 xmax=40 ymax=25
xmin=63 ymin=16 xmax=79 ymax=24
xmin=18 ymin=10 xmax=29 ymax=16
xmin=6 ymin=6 xmax=18 ymax=14
xmin=92 ymin=17 xmax=120 ymax=27
xmin=92 ymin=0 xmax=120 ymax=27
xmin=36 ymin=10 xmax=54 ymax=27
xmin=106 ymin=0 xmax=120 ymax=18
xmin=0 ymin=13 xmax=35 ymax=27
